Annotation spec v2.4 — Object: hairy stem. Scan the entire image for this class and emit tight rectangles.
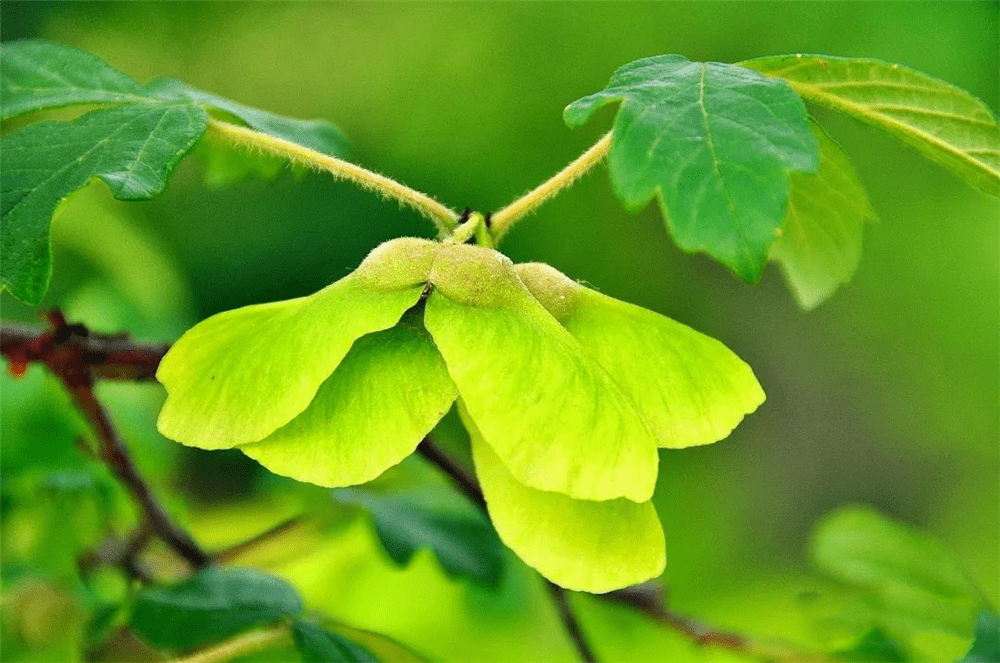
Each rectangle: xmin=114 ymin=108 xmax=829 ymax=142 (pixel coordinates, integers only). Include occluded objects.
xmin=490 ymin=132 xmax=613 ymax=242
xmin=168 ymin=626 xmax=290 ymax=663
xmin=207 ymin=118 xmax=461 ymax=235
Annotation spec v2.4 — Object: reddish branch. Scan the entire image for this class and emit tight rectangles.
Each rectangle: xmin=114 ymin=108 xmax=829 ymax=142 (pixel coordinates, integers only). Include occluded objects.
xmin=2 ymin=312 xmax=210 ymax=569
xmin=2 ymin=320 xmax=168 ymax=381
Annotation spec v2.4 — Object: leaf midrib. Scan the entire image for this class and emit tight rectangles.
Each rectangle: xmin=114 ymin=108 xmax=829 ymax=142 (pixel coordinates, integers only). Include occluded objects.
xmin=697 ymin=64 xmax=753 ymax=270
xmin=785 ymin=78 xmax=999 ymax=179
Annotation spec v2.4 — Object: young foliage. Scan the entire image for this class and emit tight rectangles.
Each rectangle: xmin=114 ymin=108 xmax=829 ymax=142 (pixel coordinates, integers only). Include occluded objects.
xmin=156 ymin=237 xmax=763 ymax=591
xmin=742 ymin=54 xmax=1000 ymax=195
xmin=129 ymin=567 xmax=303 ymax=650
xmin=332 ymin=485 xmax=504 ymax=587
xmin=241 ymin=320 xmax=456 ymax=488
xmin=464 ymin=409 xmax=665 ymax=593
xmin=565 ymin=54 xmax=819 ymax=282
xmin=0 ymin=40 xmax=347 ymax=305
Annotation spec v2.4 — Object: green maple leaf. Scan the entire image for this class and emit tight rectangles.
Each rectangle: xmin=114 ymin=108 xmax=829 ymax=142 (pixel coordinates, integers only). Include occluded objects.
xmin=565 ymin=54 xmax=818 ymax=282
xmin=0 ymin=40 xmax=347 ymax=305
xmin=742 ymin=54 xmax=1000 ymax=195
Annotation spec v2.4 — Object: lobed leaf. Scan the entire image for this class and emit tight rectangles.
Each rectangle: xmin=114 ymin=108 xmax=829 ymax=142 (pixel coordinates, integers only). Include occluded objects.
xmin=0 ymin=39 xmax=350 ymax=304
xmin=292 ymin=620 xmax=379 ymax=663
xmin=769 ymin=121 xmax=877 ymax=309
xmin=516 ymin=262 xmax=764 ymax=449
xmin=423 ymin=244 xmax=658 ymax=502
xmin=157 ymin=275 xmax=425 ymax=449
xmin=0 ymin=40 xmax=148 ymax=119
xmin=332 ymin=483 xmax=504 ymax=587
xmin=130 ymin=567 xmax=302 ymax=650
xmin=742 ymin=54 xmax=1000 ymax=195
xmin=463 ymin=407 xmax=665 ymax=593
xmin=1 ymin=103 xmax=207 ymax=304
xmin=565 ymin=54 xmax=818 ymax=282
xmin=241 ymin=319 xmax=457 ymax=488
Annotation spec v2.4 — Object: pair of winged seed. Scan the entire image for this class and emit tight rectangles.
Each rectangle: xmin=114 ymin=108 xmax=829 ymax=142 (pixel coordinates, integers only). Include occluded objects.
xmin=157 ymin=238 xmax=764 ymax=592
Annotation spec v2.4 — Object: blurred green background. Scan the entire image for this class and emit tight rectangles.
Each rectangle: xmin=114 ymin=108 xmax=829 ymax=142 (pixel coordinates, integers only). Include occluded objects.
xmin=2 ymin=2 xmax=997 ymax=662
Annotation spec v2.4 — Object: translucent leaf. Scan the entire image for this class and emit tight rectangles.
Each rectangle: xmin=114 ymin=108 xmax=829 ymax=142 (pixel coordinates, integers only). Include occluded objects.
xmin=463 ymin=407 xmax=665 ymax=593
xmin=1 ymin=103 xmax=207 ymax=304
xmin=516 ymin=263 xmax=764 ymax=449
xmin=147 ymin=78 xmax=349 ymax=158
xmin=240 ymin=320 xmax=457 ymax=487
xmin=770 ymin=121 xmax=877 ymax=309
xmin=130 ymin=567 xmax=302 ymax=650
xmin=423 ymin=244 xmax=658 ymax=502
xmin=811 ymin=506 xmax=979 ymax=637
xmin=157 ymin=278 xmax=424 ymax=449
xmin=0 ymin=40 xmax=148 ymax=119
xmin=331 ymin=483 xmax=504 ymax=587
xmin=742 ymin=54 xmax=1000 ymax=195
xmin=292 ymin=620 xmax=378 ymax=663
xmin=565 ymin=54 xmax=818 ymax=282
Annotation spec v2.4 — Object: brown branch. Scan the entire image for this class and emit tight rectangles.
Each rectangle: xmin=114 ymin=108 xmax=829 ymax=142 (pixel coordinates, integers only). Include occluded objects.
xmin=212 ymin=516 xmax=303 ymax=563
xmin=416 ymin=438 xmax=487 ymax=511
xmin=546 ymin=581 xmax=598 ymax=663
xmin=4 ymin=311 xmax=210 ymax=569
xmin=1 ymin=321 xmax=168 ymax=381
xmin=603 ymin=582 xmax=746 ymax=649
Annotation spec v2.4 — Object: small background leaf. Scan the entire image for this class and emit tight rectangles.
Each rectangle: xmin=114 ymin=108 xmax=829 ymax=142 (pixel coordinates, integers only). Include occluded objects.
xmin=293 ymin=619 xmax=379 ymax=663
xmin=331 ymin=485 xmax=504 ymax=587
xmin=959 ymin=611 xmax=1000 ymax=663
xmin=129 ymin=567 xmax=302 ymax=650
xmin=769 ymin=121 xmax=877 ymax=309
xmin=565 ymin=54 xmax=818 ymax=281
xmin=810 ymin=506 xmax=980 ymax=641
xmin=742 ymin=54 xmax=1000 ymax=195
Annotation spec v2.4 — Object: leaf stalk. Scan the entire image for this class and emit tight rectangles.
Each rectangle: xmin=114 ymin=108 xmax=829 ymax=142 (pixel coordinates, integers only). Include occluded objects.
xmin=490 ymin=131 xmax=613 ymax=242
xmin=206 ymin=118 xmax=462 ymax=236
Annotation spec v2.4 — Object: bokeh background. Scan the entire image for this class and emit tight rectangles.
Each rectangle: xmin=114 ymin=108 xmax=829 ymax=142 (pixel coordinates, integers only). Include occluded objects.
xmin=2 ymin=2 xmax=997 ymax=662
